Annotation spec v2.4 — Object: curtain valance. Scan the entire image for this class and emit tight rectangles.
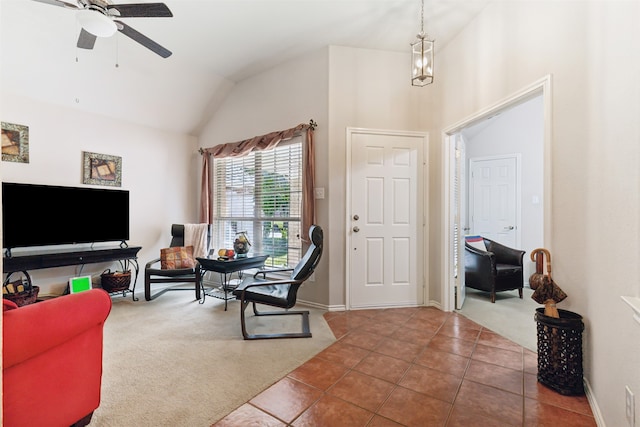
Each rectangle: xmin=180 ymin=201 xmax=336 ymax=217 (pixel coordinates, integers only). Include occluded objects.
xmin=199 ymin=121 xmax=316 ymax=242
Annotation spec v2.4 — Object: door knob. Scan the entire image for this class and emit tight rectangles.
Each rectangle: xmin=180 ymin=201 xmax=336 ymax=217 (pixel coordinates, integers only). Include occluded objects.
xmin=353 ymin=214 xmax=359 ymax=221
xmin=504 ymin=225 xmax=515 ymax=230
xmin=353 ymin=226 xmax=360 ymax=233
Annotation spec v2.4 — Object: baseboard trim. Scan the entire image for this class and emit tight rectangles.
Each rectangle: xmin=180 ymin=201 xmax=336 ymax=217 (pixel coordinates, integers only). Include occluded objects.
xmin=584 ymin=377 xmax=606 ymax=426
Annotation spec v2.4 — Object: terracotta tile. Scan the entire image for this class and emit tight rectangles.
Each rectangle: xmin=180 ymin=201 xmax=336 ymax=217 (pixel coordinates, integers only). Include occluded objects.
xmin=438 ymin=323 xmax=482 ymax=342
xmin=478 ymin=329 xmax=524 ymax=353
xmin=323 ymin=311 xmax=344 ymax=322
xmin=355 ymin=319 xmax=401 ymax=337
xmin=428 ymin=334 xmax=476 ymax=357
xmin=383 ymin=306 xmax=421 ymax=317
xmin=403 ymin=316 xmax=443 ymax=334
xmin=524 ymin=397 xmax=597 ymax=427
xmin=378 ymin=386 xmax=452 ymax=427
xmin=341 ymin=329 xmax=385 ymax=350
xmin=287 ymin=356 xmax=349 ymax=391
xmin=524 ymin=373 xmax=593 ymax=416
xmin=464 ymin=359 xmax=523 ymax=395
xmin=316 ymin=341 xmax=371 ymax=368
xmin=373 ymin=336 xmax=424 ymax=362
xmin=327 ymin=370 xmax=395 ymax=412
xmin=225 ymin=309 xmax=591 ymax=427
xmin=330 ymin=311 xmax=372 ymax=332
xmin=472 ymin=343 xmax=523 ymax=371
xmin=354 ymin=352 xmax=411 ymax=384
xmin=249 ymin=377 xmax=323 ymax=423
xmin=292 ymin=394 xmax=373 ymax=427
xmin=524 ymin=349 xmax=538 ymax=375
xmin=366 ymin=415 xmax=405 ymax=427
xmin=412 ymin=307 xmax=451 ymax=324
xmin=454 ymin=380 xmax=523 ymax=425
xmin=351 ymin=308 xmax=383 ymax=319
xmin=344 ymin=310 xmax=373 ymax=329
xmin=445 ymin=313 xmax=483 ymax=330
xmin=399 ymin=364 xmax=462 ymax=403
xmin=212 ymin=403 xmax=286 ymax=427
xmin=446 ymin=403 xmax=514 ymax=427
xmin=325 ymin=316 xmax=350 ymax=339
xmin=414 ymin=347 xmax=470 ymax=378
xmin=388 ymin=324 xmax=434 ymax=346
xmin=373 ymin=310 xmax=413 ymax=325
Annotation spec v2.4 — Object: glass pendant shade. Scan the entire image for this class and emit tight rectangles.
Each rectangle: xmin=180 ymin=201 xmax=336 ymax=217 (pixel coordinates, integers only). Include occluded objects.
xmin=77 ymin=10 xmax=117 ymax=37
xmin=411 ymin=35 xmax=434 ymax=86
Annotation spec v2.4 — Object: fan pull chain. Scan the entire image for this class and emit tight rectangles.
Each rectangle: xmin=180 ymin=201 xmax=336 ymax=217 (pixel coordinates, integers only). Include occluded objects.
xmin=115 ymin=34 xmax=119 ymax=68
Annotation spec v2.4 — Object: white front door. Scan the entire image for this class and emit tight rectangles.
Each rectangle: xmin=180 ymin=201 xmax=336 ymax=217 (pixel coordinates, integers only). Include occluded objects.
xmin=469 ymin=155 xmax=520 ymax=248
xmin=347 ymin=128 xmax=425 ymax=309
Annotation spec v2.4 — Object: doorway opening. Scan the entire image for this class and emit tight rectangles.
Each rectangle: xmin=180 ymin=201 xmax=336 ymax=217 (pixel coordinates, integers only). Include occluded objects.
xmin=441 ymin=75 xmax=552 ymax=313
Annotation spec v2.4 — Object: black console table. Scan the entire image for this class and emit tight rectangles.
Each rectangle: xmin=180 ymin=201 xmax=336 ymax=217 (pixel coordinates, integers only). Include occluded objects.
xmin=3 ymin=246 xmax=142 ymax=301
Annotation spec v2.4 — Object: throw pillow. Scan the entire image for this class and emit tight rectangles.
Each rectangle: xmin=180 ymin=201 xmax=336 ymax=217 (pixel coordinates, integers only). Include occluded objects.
xmin=160 ymin=246 xmax=195 ymax=269
xmin=465 ymin=235 xmax=486 ymax=251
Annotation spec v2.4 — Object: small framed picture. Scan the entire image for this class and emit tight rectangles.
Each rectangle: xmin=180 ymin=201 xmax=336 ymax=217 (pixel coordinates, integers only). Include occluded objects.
xmin=83 ymin=151 xmax=122 ymax=187
xmin=1 ymin=121 xmax=29 ymax=163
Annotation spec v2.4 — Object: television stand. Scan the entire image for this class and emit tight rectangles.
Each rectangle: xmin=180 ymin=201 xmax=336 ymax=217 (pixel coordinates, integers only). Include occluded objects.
xmin=3 ymin=246 xmax=142 ymax=301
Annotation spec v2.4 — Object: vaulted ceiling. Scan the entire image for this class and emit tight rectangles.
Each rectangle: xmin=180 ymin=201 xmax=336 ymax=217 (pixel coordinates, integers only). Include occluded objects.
xmin=0 ymin=0 xmax=490 ymax=135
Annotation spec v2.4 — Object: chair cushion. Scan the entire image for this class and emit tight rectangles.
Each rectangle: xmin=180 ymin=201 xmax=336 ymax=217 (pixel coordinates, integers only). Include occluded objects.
xmin=465 ymin=235 xmax=486 ymax=251
xmin=234 ymin=283 xmax=293 ymax=307
xmin=495 ymin=263 xmax=522 ymax=276
xmin=160 ymin=246 xmax=195 ymax=269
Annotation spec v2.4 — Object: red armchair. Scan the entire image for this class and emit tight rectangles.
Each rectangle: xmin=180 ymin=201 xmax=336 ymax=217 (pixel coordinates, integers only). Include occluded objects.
xmin=3 ymin=289 xmax=112 ymax=427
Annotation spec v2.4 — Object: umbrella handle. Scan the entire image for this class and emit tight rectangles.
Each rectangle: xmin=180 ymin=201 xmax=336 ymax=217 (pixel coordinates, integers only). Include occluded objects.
xmin=530 ymin=248 xmax=552 ymax=279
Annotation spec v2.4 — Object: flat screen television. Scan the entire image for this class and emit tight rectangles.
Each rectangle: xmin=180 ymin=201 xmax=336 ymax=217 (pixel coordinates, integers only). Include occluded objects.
xmin=2 ymin=182 xmax=130 ymax=251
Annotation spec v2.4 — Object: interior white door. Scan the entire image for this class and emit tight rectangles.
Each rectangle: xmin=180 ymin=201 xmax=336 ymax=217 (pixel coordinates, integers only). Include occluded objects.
xmin=454 ymin=135 xmax=466 ymax=309
xmin=348 ymin=130 xmax=424 ymax=309
xmin=469 ymin=155 xmax=519 ymax=248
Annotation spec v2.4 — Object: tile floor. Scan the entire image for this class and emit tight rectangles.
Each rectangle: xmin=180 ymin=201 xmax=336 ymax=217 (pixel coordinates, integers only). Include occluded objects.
xmin=213 ymin=306 xmax=596 ymax=426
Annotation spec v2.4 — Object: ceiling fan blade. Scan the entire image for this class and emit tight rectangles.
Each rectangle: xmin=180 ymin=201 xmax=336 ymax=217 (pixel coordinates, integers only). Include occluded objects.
xmin=115 ymin=21 xmax=172 ymax=58
xmin=108 ymin=3 xmax=172 ymax=18
xmin=77 ymin=28 xmax=97 ymax=49
xmin=31 ymin=0 xmax=80 ymax=9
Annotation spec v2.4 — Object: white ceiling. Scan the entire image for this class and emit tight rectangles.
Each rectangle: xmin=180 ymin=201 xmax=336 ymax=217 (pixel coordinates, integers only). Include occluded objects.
xmin=0 ymin=0 xmax=490 ymax=135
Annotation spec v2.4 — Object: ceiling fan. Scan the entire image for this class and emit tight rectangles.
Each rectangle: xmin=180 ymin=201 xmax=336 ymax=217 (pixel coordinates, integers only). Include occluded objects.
xmin=32 ymin=0 xmax=173 ymax=58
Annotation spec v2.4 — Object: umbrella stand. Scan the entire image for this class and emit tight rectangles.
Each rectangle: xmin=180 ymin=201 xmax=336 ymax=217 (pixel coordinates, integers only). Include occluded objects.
xmin=530 ymin=248 xmax=585 ymax=395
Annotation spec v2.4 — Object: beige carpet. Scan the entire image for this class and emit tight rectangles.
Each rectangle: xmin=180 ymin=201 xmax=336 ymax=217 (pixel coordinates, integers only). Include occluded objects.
xmin=456 ymin=286 xmax=539 ymax=352
xmin=90 ymin=287 xmax=336 ymax=427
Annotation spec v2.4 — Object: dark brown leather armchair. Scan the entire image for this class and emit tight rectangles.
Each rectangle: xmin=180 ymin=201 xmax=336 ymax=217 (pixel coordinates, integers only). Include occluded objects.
xmin=464 ymin=237 xmax=526 ymax=303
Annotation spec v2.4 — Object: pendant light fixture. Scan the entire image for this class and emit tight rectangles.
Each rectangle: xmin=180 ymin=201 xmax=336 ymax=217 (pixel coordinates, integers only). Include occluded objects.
xmin=411 ymin=0 xmax=434 ymax=86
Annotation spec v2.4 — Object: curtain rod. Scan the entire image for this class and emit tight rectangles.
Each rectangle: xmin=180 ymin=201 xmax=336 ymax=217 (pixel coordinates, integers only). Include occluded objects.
xmin=198 ymin=119 xmax=317 ymax=155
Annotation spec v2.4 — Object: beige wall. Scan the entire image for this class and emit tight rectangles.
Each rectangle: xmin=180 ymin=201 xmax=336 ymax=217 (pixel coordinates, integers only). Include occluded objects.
xmin=198 ymin=48 xmax=331 ymax=305
xmin=0 ymin=92 xmax=199 ymax=295
xmin=428 ymin=1 xmax=640 ymax=425
xmin=199 ymin=46 xmax=426 ymax=308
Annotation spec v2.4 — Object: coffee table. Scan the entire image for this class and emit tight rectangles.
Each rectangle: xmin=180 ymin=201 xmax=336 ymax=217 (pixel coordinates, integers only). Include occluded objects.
xmin=197 ymin=254 xmax=269 ymax=310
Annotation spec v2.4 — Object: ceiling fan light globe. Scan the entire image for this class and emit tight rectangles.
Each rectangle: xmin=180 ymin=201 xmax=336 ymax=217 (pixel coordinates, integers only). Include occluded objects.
xmin=77 ymin=10 xmax=117 ymax=37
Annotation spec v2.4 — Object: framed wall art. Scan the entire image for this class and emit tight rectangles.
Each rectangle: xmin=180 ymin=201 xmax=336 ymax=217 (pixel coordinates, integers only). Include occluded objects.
xmin=83 ymin=151 xmax=122 ymax=187
xmin=1 ymin=121 xmax=29 ymax=163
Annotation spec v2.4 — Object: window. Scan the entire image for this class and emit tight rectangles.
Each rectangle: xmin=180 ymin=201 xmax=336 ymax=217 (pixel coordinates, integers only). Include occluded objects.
xmin=213 ymin=137 xmax=303 ymax=268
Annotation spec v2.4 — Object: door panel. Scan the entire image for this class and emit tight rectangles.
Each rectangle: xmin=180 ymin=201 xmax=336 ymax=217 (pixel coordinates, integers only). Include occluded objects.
xmin=470 ymin=156 xmax=518 ymax=248
xmin=349 ymin=130 xmax=424 ymax=309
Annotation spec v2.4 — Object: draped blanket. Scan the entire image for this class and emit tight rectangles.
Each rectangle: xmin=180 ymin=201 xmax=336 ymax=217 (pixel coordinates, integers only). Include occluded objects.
xmin=184 ymin=223 xmax=209 ymax=258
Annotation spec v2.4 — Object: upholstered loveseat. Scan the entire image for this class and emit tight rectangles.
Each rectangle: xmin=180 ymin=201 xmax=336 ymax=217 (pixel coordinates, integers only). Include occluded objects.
xmin=3 ymin=289 xmax=112 ymax=426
